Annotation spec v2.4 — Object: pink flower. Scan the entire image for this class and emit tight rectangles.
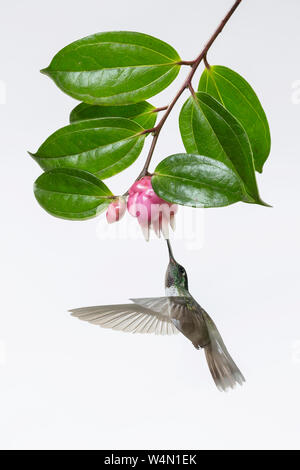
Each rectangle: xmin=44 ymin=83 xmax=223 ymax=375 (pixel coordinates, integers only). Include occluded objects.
xmin=127 ymin=176 xmax=178 ymax=240
xmin=106 ymin=197 xmax=126 ymax=224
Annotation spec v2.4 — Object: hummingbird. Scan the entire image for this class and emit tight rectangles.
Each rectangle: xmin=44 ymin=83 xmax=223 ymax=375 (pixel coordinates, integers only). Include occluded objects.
xmin=70 ymin=240 xmax=245 ymax=391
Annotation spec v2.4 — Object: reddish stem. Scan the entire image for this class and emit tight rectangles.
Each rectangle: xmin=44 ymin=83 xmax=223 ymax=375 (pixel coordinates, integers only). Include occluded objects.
xmin=124 ymin=0 xmax=243 ymax=194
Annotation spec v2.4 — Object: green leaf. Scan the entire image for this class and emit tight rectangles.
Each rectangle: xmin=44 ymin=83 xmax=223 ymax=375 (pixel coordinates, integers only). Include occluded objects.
xmin=34 ymin=168 xmax=113 ymax=220
xmin=152 ymin=154 xmax=246 ymax=208
xmin=30 ymin=117 xmax=146 ymax=179
xmin=179 ymin=92 xmax=266 ymax=205
xmin=41 ymin=31 xmax=181 ymax=105
xmin=198 ymin=66 xmax=271 ymax=173
xmin=70 ymin=101 xmax=158 ymax=129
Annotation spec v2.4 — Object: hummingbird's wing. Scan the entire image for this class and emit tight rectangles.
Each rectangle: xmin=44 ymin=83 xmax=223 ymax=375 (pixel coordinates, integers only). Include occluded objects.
xmin=161 ymin=295 xmax=211 ymax=348
xmin=131 ymin=297 xmax=171 ymax=313
xmin=69 ymin=298 xmax=178 ymax=335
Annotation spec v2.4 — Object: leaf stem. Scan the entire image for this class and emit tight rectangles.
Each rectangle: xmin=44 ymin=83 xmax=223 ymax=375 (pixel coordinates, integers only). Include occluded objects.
xmin=188 ymin=82 xmax=196 ymax=98
xmin=203 ymin=54 xmax=211 ymax=70
xmin=177 ymin=60 xmax=195 ymax=66
xmin=124 ymin=0 xmax=243 ymax=194
xmin=153 ymin=105 xmax=169 ymax=113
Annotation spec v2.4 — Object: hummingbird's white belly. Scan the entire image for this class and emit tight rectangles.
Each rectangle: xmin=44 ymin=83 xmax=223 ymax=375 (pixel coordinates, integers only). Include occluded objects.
xmin=165 ymin=286 xmax=179 ymax=318
xmin=165 ymin=286 xmax=180 ymax=297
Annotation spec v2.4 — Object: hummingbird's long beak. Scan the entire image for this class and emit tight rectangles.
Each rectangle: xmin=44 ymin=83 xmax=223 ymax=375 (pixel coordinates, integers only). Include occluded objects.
xmin=166 ymin=239 xmax=176 ymax=263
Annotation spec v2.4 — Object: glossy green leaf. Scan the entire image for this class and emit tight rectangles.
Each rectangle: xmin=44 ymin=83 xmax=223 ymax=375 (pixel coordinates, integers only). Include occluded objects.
xmin=34 ymin=168 xmax=113 ymax=220
xmin=198 ymin=66 xmax=271 ymax=173
xmin=179 ymin=92 xmax=266 ymax=205
xmin=70 ymin=101 xmax=158 ymax=129
xmin=152 ymin=154 xmax=246 ymax=208
xmin=30 ymin=117 xmax=146 ymax=179
xmin=41 ymin=31 xmax=181 ymax=105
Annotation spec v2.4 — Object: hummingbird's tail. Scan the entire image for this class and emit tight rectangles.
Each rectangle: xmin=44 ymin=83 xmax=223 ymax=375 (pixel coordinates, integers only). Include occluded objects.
xmin=202 ymin=312 xmax=245 ymax=391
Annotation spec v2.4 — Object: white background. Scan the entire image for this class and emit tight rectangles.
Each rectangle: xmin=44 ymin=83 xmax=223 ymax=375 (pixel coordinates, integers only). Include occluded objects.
xmin=1 ymin=0 xmax=300 ymax=450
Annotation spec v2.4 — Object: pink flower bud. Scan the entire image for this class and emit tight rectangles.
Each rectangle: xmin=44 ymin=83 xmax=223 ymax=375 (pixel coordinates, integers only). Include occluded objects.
xmin=127 ymin=176 xmax=178 ymax=240
xmin=106 ymin=197 xmax=126 ymax=224
xmin=128 ymin=175 xmax=152 ymax=195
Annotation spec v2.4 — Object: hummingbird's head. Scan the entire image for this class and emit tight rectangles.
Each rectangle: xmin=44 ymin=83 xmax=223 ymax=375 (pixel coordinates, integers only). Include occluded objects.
xmin=165 ymin=240 xmax=188 ymax=290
